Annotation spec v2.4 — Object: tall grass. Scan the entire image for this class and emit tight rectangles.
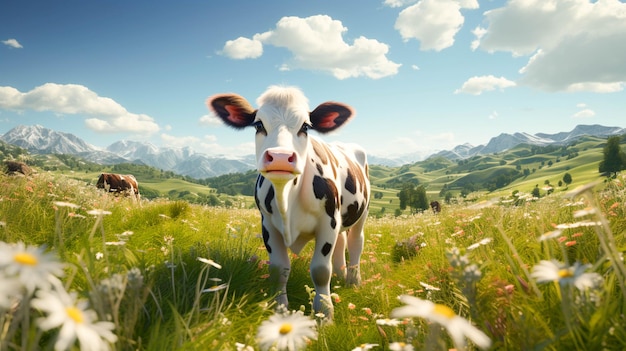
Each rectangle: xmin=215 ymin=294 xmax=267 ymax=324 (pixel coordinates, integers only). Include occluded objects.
xmin=0 ymin=171 xmax=625 ymax=350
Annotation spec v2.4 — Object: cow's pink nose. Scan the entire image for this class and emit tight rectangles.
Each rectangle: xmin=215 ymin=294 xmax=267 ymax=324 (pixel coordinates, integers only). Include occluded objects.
xmin=263 ymin=150 xmax=297 ymax=172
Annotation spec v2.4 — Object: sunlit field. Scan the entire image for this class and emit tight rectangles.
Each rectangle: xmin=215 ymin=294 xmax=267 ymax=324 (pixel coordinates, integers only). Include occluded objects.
xmin=1 ymin=171 xmax=625 ymax=350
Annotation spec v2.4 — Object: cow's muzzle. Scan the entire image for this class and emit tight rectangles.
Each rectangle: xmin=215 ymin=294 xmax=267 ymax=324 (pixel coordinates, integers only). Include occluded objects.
xmin=260 ymin=149 xmax=298 ymax=177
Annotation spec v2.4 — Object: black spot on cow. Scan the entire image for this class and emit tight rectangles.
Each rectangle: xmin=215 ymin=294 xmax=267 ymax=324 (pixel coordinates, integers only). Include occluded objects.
xmin=262 ymin=224 xmax=272 ymax=254
xmin=316 ymin=163 xmax=324 ymax=176
xmin=264 ymin=186 xmax=275 ymax=214
xmin=321 ymin=242 xmax=332 ymax=256
xmin=254 ymin=175 xmax=264 ymax=210
xmin=344 ymin=168 xmax=357 ymax=194
xmin=313 ymin=175 xmax=338 ymax=229
xmin=342 ymin=200 xmax=366 ymax=227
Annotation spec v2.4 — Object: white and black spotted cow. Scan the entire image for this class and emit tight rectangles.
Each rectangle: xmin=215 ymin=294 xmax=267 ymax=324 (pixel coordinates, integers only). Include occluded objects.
xmin=208 ymin=86 xmax=370 ymax=319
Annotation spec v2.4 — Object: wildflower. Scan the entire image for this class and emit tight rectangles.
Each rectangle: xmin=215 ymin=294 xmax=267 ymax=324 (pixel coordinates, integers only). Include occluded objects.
xmin=197 ymin=257 xmax=222 ymax=269
xmin=53 ymin=201 xmax=80 ymax=209
xmin=376 ymin=318 xmax=402 ymax=327
xmin=87 ymin=209 xmax=112 ymax=216
xmin=389 ymin=342 xmax=414 ymax=351
xmin=538 ymin=230 xmax=562 ymax=241
xmin=391 ymin=295 xmax=491 ymax=350
xmin=31 ymin=288 xmax=117 ymax=351
xmin=531 ymin=260 xmax=603 ymax=290
xmin=348 ymin=302 xmax=356 ymax=310
xmin=573 ymin=207 xmax=596 ymax=218
xmin=0 ymin=241 xmax=65 ymax=293
xmin=235 ymin=343 xmax=254 ymax=351
xmin=95 ymin=252 xmax=104 ymax=260
xmin=202 ymin=283 xmax=228 ymax=293
xmin=468 ymin=237 xmax=493 ymax=250
xmin=257 ymin=310 xmax=317 ymax=351
xmin=352 ymin=343 xmax=379 ymax=351
xmin=555 ymin=221 xmax=601 ymax=229
xmin=419 ymin=282 xmax=440 ymax=291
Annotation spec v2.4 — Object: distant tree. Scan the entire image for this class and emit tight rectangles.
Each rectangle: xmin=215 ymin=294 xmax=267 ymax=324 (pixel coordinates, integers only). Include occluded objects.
xmin=599 ymin=136 xmax=626 ymax=177
xmin=563 ymin=173 xmax=573 ymax=187
xmin=396 ymin=183 xmax=429 ymax=213
xmin=444 ymin=191 xmax=453 ymax=204
xmin=531 ymin=185 xmax=541 ymax=198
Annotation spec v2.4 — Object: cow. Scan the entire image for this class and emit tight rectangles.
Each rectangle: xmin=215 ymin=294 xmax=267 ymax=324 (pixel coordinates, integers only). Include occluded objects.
xmin=208 ymin=86 xmax=370 ymax=320
xmin=430 ymin=200 xmax=441 ymax=214
xmin=4 ymin=160 xmax=33 ymax=176
xmin=96 ymin=173 xmax=140 ymax=201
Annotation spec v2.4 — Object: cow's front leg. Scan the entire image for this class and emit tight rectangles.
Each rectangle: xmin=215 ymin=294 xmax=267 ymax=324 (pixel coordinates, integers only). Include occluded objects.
xmin=310 ymin=232 xmax=339 ymax=320
xmin=263 ymin=223 xmax=291 ymax=309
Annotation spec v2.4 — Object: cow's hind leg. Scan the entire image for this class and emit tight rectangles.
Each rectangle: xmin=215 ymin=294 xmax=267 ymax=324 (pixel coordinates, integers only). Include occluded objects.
xmin=346 ymin=210 xmax=368 ymax=286
xmin=332 ymin=231 xmax=347 ymax=281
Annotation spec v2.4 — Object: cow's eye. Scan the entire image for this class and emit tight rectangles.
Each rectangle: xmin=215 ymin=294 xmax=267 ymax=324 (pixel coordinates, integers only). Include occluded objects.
xmin=299 ymin=123 xmax=312 ymax=135
xmin=253 ymin=121 xmax=266 ymax=135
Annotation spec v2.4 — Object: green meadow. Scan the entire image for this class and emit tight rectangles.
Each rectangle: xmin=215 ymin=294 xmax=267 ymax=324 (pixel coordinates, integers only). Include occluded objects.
xmin=1 ymin=164 xmax=625 ymax=350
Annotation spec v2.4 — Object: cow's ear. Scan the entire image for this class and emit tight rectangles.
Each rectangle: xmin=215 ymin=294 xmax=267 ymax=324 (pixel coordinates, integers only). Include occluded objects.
xmin=309 ymin=102 xmax=355 ymax=133
xmin=207 ymin=94 xmax=257 ymax=129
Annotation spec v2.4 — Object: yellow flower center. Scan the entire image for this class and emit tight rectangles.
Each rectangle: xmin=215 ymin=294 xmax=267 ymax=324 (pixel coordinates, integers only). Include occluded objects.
xmin=66 ymin=306 xmax=84 ymax=324
xmin=433 ymin=304 xmax=456 ymax=319
xmin=279 ymin=323 xmax=292 ymax=335
xmin=558 ymin=268 xmax=574 ymax=278
xmin=14 ymin=252 xmax=38 ymax=266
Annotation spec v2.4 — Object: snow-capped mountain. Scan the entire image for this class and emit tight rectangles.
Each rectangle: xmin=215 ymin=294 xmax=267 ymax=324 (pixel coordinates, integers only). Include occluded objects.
xmin=1 ymin=124 xmax=97 ymax=154
xmin=1 ymin=124 xmax=624 ymax=177
xmin=430 ymin=124 xmax=625 ymax=161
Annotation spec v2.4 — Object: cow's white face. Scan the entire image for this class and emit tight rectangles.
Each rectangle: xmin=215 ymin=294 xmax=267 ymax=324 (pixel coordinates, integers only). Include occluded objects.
xmin=208 ymin=86 xmax=355 ymax=184
xmin=252 ymin=93 xmax=311 ymax=183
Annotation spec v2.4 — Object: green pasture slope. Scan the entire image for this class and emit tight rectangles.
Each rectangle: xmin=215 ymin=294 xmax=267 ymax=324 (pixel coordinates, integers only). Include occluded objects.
xmin=1 ymin=160 xmax=625 ymax=350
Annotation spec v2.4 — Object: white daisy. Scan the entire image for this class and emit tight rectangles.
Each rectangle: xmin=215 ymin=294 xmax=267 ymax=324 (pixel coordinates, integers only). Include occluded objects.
xmin=0 ymin=241 xmax=64 ymax=293
xmin=256 ymin=310 xmax=317 ymax=351
xmin=531 ymin=260 xmax=603 ymax=290
xmin=31 ymin=288 xmax=117 ymax=351
xmin=391 ymin=295 xmax=491 ymax=351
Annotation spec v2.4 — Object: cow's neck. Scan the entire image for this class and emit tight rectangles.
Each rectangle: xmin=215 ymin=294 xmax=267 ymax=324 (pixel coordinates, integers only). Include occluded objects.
xmin=268 ymin=175 xmax=301 ymax=247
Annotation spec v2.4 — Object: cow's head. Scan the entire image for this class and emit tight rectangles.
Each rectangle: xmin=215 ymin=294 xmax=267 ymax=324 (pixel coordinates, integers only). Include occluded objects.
xmin=208 ymin=86 xmax=355 ymax=184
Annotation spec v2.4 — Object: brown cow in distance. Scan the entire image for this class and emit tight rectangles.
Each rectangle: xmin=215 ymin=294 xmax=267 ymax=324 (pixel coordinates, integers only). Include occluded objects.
xmin=96 ymin=173 xmax=140 ymax=201
xmin=4 ymin=160 xmax=33 ymax=176
xmin=430 ymin=200 xmax=441 ymax=214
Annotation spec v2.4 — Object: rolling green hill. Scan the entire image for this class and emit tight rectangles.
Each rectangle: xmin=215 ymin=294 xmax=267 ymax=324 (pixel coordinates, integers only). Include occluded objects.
xmin=2 ymin=134 xmax=625 ymax=213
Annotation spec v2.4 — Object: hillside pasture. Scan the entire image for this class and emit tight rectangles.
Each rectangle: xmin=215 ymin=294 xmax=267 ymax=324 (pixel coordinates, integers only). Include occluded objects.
xmin=1 ymin=169 xmax=625 ymax=350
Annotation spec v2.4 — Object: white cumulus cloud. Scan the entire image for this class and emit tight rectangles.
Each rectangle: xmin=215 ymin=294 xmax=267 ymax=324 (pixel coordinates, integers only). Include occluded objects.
xmin=2 ymin=38 xmax=22 ymax=48
xmin=220 ymin=15 xmax=400 ymax=79
xmin=199 ymin=114 xmax=224 ymax=127
xmin=220 ymin=37 xmax=263 ymax=59
xmin=572 ymin=109 xmax=596 ymax=118
xmin=473 ymin=0 xmax=626 ymax=92
xmin=0 ymin=83 xmax=160 ymax=134
xmin=455 ymin=75 xmax=516 ymax=95
xmin=394 ymin=0 xmax=479 ymax=51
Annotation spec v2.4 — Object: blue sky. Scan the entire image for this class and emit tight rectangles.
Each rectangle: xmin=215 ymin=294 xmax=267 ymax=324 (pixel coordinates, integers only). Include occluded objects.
xmin=1 ymin=0 xmax=625 ymax=159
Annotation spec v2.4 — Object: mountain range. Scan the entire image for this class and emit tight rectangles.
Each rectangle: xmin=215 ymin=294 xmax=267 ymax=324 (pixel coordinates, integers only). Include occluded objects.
xmin=1 ymin=124 xmax=624 ymax=178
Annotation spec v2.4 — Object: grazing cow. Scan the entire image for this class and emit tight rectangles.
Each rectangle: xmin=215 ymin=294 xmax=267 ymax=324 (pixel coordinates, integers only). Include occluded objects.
xmin=430 ymin=200 xmax=441 ymax=214
xmin=4 ymin=160 xmax=33 ymax=176
xmin=208 ymin=86 xmax=370 ymax=319
xmin=96 ymin=173 xmax=140 ymax=201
